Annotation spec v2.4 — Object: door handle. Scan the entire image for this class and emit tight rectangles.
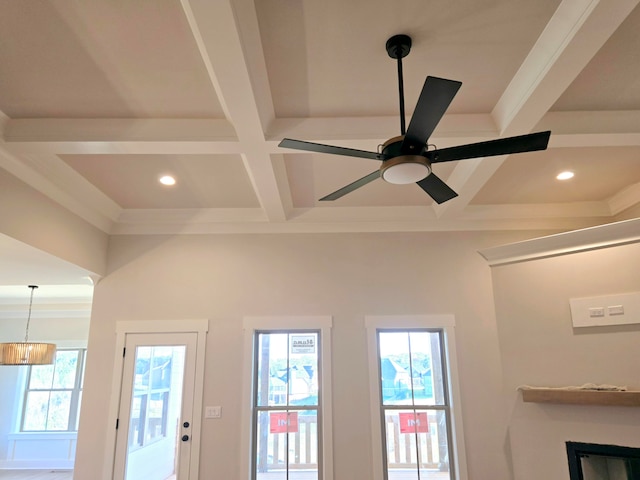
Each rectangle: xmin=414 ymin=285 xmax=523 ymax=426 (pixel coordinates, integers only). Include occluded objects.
xmin=181 ymin=435 xmax=189 ymax=442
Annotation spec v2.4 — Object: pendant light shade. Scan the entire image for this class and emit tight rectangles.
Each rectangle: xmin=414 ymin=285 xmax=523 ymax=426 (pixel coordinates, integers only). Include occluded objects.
xmin=0 ymin=286 xmax=57 ymax=366
xmin=0 ymin=342 xmax=57 ymax=365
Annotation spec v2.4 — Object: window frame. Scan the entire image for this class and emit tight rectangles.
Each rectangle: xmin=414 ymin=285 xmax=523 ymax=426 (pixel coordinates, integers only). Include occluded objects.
xmin=241 ymin=316 xmax=333 ymax=480
xmin=365 ymin=315 xmax=468 ymax=480
xmin=21 ymin=348 xmax=87 ymax=432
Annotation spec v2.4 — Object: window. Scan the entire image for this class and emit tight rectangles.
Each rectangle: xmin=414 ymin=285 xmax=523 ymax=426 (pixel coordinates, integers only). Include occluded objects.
xmin=22 ymin=348 xmax=86 ymax=432
xmin=366 ymin=316 xmax=467 ymax=480
xmin=127 ymin=345 xmax=183 ymax=449
xmin=242 ymin=317 xmax=333 ymax=480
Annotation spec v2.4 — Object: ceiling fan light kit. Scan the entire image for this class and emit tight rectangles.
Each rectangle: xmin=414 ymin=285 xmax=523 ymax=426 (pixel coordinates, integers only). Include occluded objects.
xmin=380 ymin=136 xmax=431 ymax=184
xmin=278 ymin=34 xmax=551 ymax=204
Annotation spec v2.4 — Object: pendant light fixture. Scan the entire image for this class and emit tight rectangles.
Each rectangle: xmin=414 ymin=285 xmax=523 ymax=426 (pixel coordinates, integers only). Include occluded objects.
xmin=0 ymin=285 xmax=57 ymax=365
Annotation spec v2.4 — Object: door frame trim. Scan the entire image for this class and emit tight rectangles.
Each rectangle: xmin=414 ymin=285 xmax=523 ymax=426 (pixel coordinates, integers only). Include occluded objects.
xmin=103 ymin=319 xmax=208 ymax=480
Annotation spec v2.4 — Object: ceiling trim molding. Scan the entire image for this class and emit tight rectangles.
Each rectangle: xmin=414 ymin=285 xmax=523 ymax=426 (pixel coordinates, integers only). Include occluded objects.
xmin=0 ymin=303 xmax=92 ymax=320
xmin=478 ymin=218 xmax=640 ymax=266
xmin=608 ymin=183 xmax=640 ymax=215
xmin=0 ymin=146 xmax=117 ymax=232
xmin=110 ymin=205 xmax=604 ymax=235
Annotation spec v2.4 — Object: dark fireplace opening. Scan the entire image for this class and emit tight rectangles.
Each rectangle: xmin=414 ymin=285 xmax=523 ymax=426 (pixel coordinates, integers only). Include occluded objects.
xmin=567 ymin=442 xmax=640 ymax=480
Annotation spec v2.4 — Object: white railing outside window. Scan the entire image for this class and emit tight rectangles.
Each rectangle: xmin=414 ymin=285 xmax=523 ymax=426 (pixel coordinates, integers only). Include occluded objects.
xmin=241 ymin=316 xmax=333 ymax=480
xmin=366 ymin=316 xmax=468 ymax=480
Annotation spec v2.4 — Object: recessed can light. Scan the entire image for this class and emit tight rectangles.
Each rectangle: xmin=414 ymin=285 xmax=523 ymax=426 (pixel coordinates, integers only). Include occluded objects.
xmin=159 ymin=175 xmax=176 ymax=186
xmin=556 ymin=171 xmax=574 ymax=180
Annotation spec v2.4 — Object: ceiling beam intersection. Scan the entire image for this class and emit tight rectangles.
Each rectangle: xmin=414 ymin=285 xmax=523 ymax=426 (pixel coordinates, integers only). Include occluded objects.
xmin=434 ymin=0 xmax=640 ymax=219
xmin=179 ymin=0 xmax=291 ymax=222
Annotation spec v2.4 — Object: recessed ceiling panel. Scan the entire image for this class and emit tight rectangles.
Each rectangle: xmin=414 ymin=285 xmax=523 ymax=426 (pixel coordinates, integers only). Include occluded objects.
xmin=0 ymin=0 xmax=222 ymax=118
xmin=471 ymin=147 xmax=640 ymax=204
xmin=256 ymin=0 xmax=561 ymax=118
xmin=60 ymin=154 xmax=259 ymax=209
xmin=552 ymin=4 xmax=640 ymax=111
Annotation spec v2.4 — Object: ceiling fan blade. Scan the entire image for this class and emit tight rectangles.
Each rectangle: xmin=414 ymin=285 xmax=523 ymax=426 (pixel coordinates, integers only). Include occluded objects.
xmin=279 ymin=139 xmax=383 ymax=160
xmin=430 ymin=130 xmax=551 ymax=163
xmin=319 ymin=171 xmax=381 ymax=201
xmin=416 ymin=173 xmax=458 ymax=204
xmin=401 ymin=77 xmax=462 ymax=154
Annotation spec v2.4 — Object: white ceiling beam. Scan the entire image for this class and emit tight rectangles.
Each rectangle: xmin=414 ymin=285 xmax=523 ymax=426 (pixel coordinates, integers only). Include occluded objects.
xmin=180 ymin=0 xmax=290 ymax=221
xmin=4 ymin=119 xmax=237 ymax=142
xmin=493 ymin=0 xmax=640 ymax=136
xmin=541 ymin=111 xmax=640 ymax=147
xmin=2 ymin=140 xmax=244 ymax=156
xmin=0 ymin=148 xmax=118 ymax=232
xmin=267 ymin=114 xmax=500 ymax=146
xmin=5 ymin=110 xmax=640 ymax=155
xmin=436 ymin=0 xmax=640 ymax=219
xmin=2 ymin=118 xmax=242 ymax=155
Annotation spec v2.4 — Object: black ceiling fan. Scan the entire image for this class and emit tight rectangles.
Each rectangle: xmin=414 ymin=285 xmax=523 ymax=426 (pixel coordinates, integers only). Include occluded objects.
xmin=278 ymin=34 xmax=551 ymax=204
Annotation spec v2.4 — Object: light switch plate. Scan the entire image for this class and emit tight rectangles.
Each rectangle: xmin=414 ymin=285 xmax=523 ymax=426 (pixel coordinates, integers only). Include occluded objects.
xmin=570 ymin=292 xmax=640 ymax=327
xmin=205 ymin=406 xmax=222 ymax=418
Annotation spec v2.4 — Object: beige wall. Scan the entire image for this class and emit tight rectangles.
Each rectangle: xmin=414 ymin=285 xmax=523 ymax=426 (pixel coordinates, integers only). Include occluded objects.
xmin=492 ymin=242 xmax=640 ymax=480
xmin=75 ymin=230 xmax=540 ymax=480
xmin=0 ymin=168 xmax=108 ymax=277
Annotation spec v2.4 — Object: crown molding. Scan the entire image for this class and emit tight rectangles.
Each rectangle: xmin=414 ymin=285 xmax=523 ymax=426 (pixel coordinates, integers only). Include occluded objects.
xmin=478 ymin=217 xmax=640 ymax=266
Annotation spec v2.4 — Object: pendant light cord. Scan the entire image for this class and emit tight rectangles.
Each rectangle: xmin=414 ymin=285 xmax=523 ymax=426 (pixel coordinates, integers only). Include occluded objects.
xmin=24 ymin=285 xmax=38 ymax=343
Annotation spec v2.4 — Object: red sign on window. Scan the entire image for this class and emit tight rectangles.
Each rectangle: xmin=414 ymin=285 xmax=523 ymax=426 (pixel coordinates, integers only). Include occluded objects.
xmin=269 ymin=412 xmax=299 ymax=433
xmin=398 ymin=412 xmax=429 ymax=433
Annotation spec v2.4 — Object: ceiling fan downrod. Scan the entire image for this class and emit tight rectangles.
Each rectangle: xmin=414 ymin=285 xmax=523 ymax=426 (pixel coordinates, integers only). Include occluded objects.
xmin=386 ymin=34 xmax=412 ymax=136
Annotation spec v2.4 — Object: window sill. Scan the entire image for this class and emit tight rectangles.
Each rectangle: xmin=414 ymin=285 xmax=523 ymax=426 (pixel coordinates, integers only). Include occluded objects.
xmin=8 ymin=432 xmax=77 ymax=441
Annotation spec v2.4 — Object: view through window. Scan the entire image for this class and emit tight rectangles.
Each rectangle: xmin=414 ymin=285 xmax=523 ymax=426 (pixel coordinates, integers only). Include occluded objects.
xmin=127 ymin=345 xmax=183 ymax=450
xmin=252 ymin=331 xmax=321 ymax=480
xmin=22 ymin=348 xmax=86 ymax=432
xmin=377 ymin=330 xmax=455 ymax=480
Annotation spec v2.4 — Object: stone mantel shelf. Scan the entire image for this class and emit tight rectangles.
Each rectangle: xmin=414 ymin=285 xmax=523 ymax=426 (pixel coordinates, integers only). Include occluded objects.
xmin=520 ymin=388 xmax=640 ymax=407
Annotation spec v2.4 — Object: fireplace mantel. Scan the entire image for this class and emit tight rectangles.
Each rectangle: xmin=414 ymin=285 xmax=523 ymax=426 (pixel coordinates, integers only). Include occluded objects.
xmin=520 ymin=387 xmax=640 ymax=406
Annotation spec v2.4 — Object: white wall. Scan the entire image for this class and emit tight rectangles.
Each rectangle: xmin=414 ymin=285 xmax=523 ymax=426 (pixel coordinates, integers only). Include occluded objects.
xmin=0 ymin=168 xmax=108 ymax=277
xmin=75 ymin=230 xmax=541 ymax=480
xmin=491 ymin=242 xmax=640 ymax=480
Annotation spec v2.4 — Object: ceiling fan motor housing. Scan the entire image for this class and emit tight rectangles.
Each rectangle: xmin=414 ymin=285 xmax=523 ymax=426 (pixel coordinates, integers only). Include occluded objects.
xmin=380 ymin=136 xmax=432 ymax=184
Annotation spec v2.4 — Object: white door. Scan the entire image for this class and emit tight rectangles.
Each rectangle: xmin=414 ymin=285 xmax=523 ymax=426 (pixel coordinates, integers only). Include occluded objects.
xmin=113 ymin=332 xmax=198 ymax=480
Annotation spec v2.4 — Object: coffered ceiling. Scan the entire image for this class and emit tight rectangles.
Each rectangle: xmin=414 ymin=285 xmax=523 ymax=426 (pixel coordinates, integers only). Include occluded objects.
xmin=1 ymin=0 xmax=640 ymax=235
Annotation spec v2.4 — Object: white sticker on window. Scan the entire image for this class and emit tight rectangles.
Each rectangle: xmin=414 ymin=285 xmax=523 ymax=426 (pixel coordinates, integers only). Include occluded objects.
xmin=291 ymin=335 xmax=315 ymax=354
